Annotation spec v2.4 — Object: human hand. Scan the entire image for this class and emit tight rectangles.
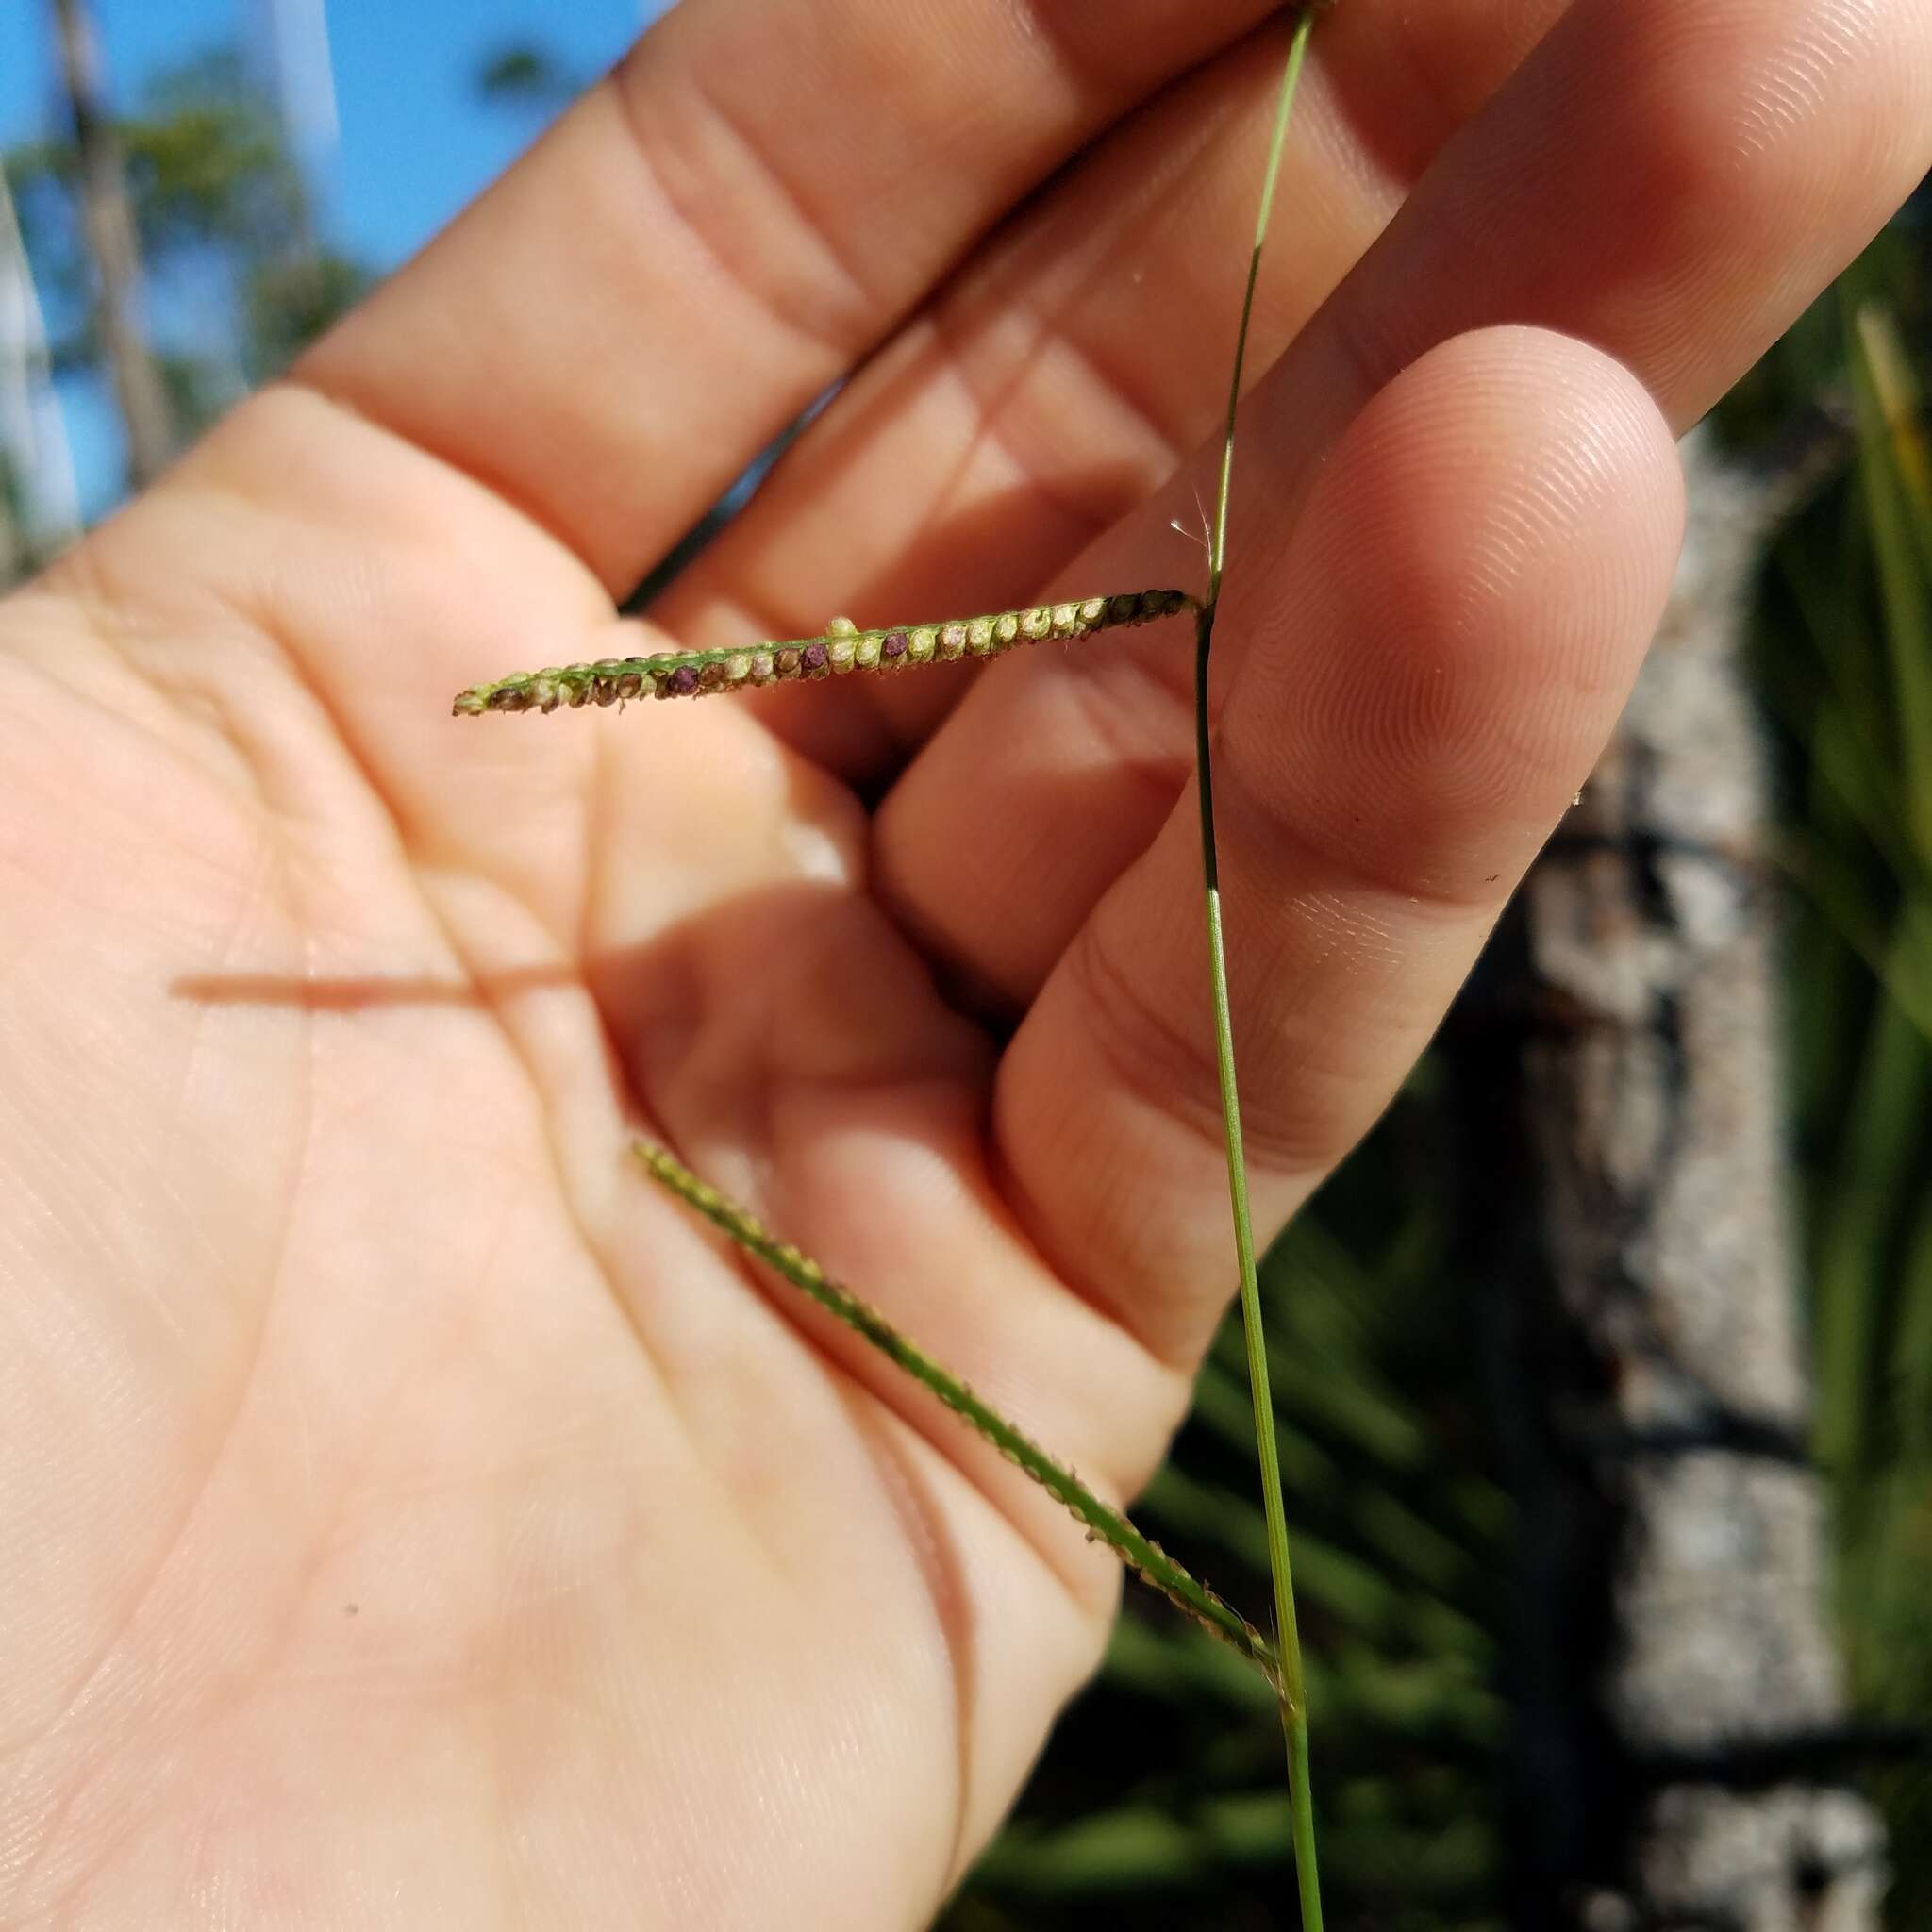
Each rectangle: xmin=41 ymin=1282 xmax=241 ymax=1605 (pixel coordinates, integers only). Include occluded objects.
xmin=5 ymin=3 xmax=1925 ymax=1924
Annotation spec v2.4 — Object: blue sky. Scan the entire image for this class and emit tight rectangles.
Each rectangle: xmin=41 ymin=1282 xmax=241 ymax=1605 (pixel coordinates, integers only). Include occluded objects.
xmin=1 ymin=0 xmax=665 ymax=517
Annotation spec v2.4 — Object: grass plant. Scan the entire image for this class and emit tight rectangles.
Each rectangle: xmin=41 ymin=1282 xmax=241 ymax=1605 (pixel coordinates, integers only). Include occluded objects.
xmin=450 ymin=8 xmax=1331 ymax=1923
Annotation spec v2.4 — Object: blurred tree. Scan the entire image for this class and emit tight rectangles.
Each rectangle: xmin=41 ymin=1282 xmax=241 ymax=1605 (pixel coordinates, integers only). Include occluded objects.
xmin=5 ymin=33 xmax=369 ymax=538
xmin=1465 ymin=426 xmax=1887 ymax=1928
xmin=45 ymin=0 xmax=174 ymax=488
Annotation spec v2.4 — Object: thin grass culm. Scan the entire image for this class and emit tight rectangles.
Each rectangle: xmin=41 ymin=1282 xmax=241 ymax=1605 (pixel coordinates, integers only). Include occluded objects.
xmin=1195 ymin=11 xmax=1324 ymax=1926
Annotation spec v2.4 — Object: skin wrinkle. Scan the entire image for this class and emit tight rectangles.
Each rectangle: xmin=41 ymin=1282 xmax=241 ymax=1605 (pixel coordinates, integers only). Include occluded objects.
xmin=886 ymin=635 xmax=1195 ymax=1014
xmin=175 ymin=578 xmax=577 ymax=1087
xmin=613 ymin=51 xmax=879 ymax=369
xmin=1062 ymin=880 xmax=1353 ymax=1201
xmin=273 ymin=378 xmax=607 ymax=624
xmin=896 ymin=311 xmax=1126 ymax=573
xmin=32 ymin=544 xmax=267 ymax=805
xmin=998 ymin=0 xmax=1274 ymax=96
xmin=841 ymin=1401 xmax=974 ymax=1889
xmin=941 ymin=302 xmax=1186 ymax=541
xmin=4 ymin=1207 xmax=285 ymax=1919
xmin=1317 ymin=0 xmax=1575 ymax=186
xmin=1327 ymin=7 xmax=1798 ymax=423
xmin=299 ymin=0 xmax=1312 ymax=605
xmin=1015 ymin=42 xmax=1299 ymax=440
xmin=1 ymin=844 xmax=301 ymax=1834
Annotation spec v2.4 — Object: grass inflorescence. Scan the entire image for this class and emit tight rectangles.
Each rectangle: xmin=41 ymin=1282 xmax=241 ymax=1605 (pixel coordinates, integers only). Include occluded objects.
xmin=636 ymin=1141 xmax=1281 ymax=1689
xmin=452 ymin=589 xmax=1192 ymax=716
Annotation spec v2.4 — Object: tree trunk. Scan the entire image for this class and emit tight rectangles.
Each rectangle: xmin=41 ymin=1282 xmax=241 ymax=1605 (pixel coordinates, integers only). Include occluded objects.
xmin=47 ymin=0 xmax=174 ymax=490
xmin=1468 ymin=427 xmax=1887 ymax=1928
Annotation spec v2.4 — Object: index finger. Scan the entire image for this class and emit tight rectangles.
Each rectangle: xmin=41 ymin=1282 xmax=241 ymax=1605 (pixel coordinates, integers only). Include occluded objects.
xmin=293 ymin=0 xmax=1280 ymax=595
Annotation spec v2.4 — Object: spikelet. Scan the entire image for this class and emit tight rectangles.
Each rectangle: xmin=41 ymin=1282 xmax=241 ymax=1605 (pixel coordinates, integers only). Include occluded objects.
xmin=452 ymin=589 xmax=1195 ymax=717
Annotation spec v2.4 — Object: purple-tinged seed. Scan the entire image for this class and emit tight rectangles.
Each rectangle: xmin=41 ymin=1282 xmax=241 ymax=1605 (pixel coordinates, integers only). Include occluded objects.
xmin=881 ymin=630 xmax=908 ymax=660
xmin=666 ymin=664 xmax=701 ymax=695
xmin=938 ymin=623 xmax=968 ymax=659
xmin=802 ymin=641 xmax=829 ymax=673
xmin=750 ymin=650 xmax=775 ymax=681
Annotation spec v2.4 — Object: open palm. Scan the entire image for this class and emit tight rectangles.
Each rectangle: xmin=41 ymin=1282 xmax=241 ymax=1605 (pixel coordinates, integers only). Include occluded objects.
xmin=5 ymin=2 xmax=1925 ymax=1924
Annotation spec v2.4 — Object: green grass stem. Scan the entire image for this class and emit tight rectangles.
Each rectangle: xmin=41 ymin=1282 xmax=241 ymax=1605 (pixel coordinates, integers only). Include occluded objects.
xmin=1194 ymin=11 xmax=1324 ymax=1927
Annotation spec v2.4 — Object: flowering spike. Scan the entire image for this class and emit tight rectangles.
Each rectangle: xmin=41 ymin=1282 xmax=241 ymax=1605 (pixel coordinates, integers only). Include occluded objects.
xmin=451 ymin=589 xmax=1196 ymax=718
xmin=633 ymin=1138 xmax=1278 ymax=1689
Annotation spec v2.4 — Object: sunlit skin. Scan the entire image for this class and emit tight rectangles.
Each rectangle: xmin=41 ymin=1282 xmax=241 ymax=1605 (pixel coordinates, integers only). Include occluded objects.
xmin=4 ymin=2 xmax=1927 ymax=1924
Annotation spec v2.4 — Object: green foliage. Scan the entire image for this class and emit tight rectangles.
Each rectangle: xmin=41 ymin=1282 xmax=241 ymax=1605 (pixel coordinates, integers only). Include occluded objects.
xmin=3 ymin=42 xmax=367 ymax=456
xmin=475 ymin=42 xmax=583 ymax=109
xmin=121 ymin=50 xmax=307 ymax=258
xmin=1740 ymin=242 xmax=1932 ymax=1927
xmin=242 ymin=252 xmax=370 ymax=382
xmin=944 ymin=1091 xmax=1511 ymax=1931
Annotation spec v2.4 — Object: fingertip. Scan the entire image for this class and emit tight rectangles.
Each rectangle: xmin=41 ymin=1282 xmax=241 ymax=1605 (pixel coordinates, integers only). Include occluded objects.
xmin=1285 ymin=324 xmax=1683 ymax=658
xmin=1230 ymin=325 xmax=1683 ymax=896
